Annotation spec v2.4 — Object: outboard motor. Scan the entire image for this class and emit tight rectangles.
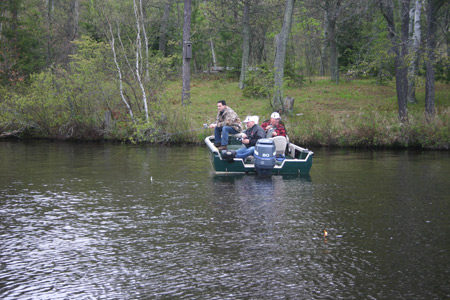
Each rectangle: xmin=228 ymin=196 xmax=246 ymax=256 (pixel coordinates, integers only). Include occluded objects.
xmin=254 ymin=139 xmax=276 ymax=175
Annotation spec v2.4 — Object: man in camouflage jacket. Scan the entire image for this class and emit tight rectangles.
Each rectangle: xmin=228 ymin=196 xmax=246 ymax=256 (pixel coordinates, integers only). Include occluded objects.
xmin=209 ymin=100 xmax=242 ymax=150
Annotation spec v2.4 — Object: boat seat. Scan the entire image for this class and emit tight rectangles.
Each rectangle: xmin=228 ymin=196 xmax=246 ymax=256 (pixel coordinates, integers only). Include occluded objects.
xmin=271 ymin=136 xmax=288 ymax=155
xmin=228 ymin=133 xmax=245 ymax=146
xmin=230 ymin=133 xmax=244 ymax=138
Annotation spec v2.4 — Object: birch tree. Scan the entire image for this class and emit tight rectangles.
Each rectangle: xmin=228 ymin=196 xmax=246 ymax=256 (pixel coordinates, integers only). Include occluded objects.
xmin=407 ymin=0 xmax=422 ymax=104
xmin=133 ymin=0 xmax=149 ymax=121
xmin=138 ymin=0 xmax=150 ymax=83
xmin=102 ymin=0 xmax=150 ymax=122
xmin=108 ymin=23 xmax=135 ymax=121
xmin=273 ymin=0 xmax=295 ymax=112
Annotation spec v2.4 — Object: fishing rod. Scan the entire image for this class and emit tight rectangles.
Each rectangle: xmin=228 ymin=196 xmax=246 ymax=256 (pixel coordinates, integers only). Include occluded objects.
xmin=152 ymin=123 xmax=209 ymax=143
xmin=164 ymin=123 xmax=208 ymax=136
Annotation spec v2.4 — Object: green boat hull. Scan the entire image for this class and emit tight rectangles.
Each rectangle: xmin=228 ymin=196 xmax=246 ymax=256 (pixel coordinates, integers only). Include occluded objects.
xmin=205 ymin=135 xmax=313 ymax=175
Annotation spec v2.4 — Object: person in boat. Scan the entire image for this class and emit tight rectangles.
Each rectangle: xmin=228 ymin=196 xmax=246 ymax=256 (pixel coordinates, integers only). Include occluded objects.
xmin=234 ymin=115 xmax=266 ymax=159
xmin=261 ymin=112 xmax=286 ymax=138
xmin=209 ymin=100 xmax=242 ymax=150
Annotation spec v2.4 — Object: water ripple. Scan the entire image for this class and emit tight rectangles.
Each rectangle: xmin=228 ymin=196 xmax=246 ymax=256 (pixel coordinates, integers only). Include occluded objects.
xmin=1 ymin=145 xmax=449 ymax=299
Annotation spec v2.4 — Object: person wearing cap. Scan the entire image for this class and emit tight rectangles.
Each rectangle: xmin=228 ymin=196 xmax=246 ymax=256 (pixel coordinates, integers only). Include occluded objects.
xmin=234 ymin=115 xmax=265 ymax=159
xmin=209 ymin=100 xmax=242 ymax=150
xmin=261 ymin=112 xmax=286 ymax=138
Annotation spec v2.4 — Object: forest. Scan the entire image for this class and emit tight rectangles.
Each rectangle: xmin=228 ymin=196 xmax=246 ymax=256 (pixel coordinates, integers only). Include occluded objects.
xmin=0 ymin=0 xmax=449 ymax=148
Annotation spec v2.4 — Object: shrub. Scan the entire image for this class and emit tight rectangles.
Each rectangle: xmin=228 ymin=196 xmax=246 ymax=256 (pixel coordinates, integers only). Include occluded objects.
xmin=242 ymin=65 xmax=273 ymax=98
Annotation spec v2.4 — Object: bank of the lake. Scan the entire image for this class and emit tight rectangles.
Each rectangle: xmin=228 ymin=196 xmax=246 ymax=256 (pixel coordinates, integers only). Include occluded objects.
xmin=178 ymin=76 xmax=450 ymax=150
xmin=1 ymin=77 xmax=449 ymax=149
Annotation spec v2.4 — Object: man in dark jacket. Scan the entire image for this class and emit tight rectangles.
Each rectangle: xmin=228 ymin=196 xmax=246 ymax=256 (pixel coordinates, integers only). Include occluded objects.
xmin=235 ymin=115 xmax=265 ymax=159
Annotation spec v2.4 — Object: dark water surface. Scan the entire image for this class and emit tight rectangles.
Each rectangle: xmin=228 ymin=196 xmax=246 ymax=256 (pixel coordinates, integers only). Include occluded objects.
xmin=1 ymin=141 xmax=449 ymax=299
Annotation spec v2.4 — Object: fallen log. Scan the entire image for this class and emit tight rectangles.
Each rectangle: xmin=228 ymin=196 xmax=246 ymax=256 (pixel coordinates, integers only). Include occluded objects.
xmin=0 ymin=129 xmax=23 ymax=139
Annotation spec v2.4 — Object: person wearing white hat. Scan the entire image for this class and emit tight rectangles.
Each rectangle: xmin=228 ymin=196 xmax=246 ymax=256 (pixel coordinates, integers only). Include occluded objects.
xmin=261 ymin=112 xmax=286 ymax=138
xmin=231 ymin=115 xmax=265 ymax=159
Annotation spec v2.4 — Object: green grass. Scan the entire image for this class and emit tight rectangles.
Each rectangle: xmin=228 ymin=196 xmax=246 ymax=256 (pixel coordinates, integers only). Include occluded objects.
xmin=4 ymin=73 xmax=447 ymax=149
xmin=164 ymin=75 xmax=450 ymax=149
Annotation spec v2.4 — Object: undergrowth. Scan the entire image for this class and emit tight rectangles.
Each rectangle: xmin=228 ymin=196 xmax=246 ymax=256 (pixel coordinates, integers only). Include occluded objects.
xmin=1 ymin=75 xmax=449 ymax=149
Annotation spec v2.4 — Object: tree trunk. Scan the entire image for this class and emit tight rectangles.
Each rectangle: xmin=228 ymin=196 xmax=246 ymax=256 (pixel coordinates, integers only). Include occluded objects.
xmin=273 ymin=0 xmax=295 ymax=112
xmin=399 ymin=0 xmax=411 ymax=121
xmin=0 ymin=11 xmax=3 ymax=41
xmin=424 ymin=0 xmax=440 ymax=121
xmin=209 ymin=38 xmax=217 ymax=68
xmin=325 ymin=0 xmax=341 ymax=84
xmin=66 ymin=0 xmax=80 ymax=58
xmin=108 ymin=23 xmax=134 ymax=121
xmin=446 ymin=8 xmax=450 ymax=59
xmin=138 ymin=0 xmax=150 ymax=83
xmin=239 ymin=0 xmax=250 ymax=90
xmin=202 ymin=0 xmax=217 ymax=68
xmin=9 ymin=0 xmax=17 ymax=33
xmin=379 ymin=0 xmax=409 ymax=122
xmin=159 ymin=0 xmax=172 ymax=55
xmin=5 ymin=0 xmax=19 ymax=82
xmin=320 ymin=7 xmax=329 ymax=77
xmin=46 ymin=0 xmax=54 ymax=67
xmin=407 ymin=0 xmax=422 ymax=104
xmin=69 ymin=0 xmax=79 ymax=40
xmin=181 ymin=0 xmax=192 ymax=106
xmin=133 ymin=0 xmax=149 ymax=121
xmin=328 ymin=17 xmax=339 ymax=84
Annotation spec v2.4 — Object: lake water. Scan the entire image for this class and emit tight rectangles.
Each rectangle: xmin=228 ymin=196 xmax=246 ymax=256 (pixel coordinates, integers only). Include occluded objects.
xmin=1 ymin=141 xmax=449 ymax=299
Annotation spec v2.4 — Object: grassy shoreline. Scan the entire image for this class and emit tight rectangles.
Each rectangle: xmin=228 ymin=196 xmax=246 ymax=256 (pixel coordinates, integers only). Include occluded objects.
xmin=2 ymin=76 xmax=449 ymax=149
xmin=166 ymin=76 xmax=449 ymax=150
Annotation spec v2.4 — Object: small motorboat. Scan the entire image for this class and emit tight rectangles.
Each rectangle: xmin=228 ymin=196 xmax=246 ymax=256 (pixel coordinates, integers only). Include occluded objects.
xmin=205 ymin=134 xmax=313 ymax=175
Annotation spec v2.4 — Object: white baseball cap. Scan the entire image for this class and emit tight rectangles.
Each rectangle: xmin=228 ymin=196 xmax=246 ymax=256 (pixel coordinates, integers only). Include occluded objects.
xmin=243 ymin=115 xmax=259 ymax=124
xmin=270 ymin=112 xmax=281 ymax=119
